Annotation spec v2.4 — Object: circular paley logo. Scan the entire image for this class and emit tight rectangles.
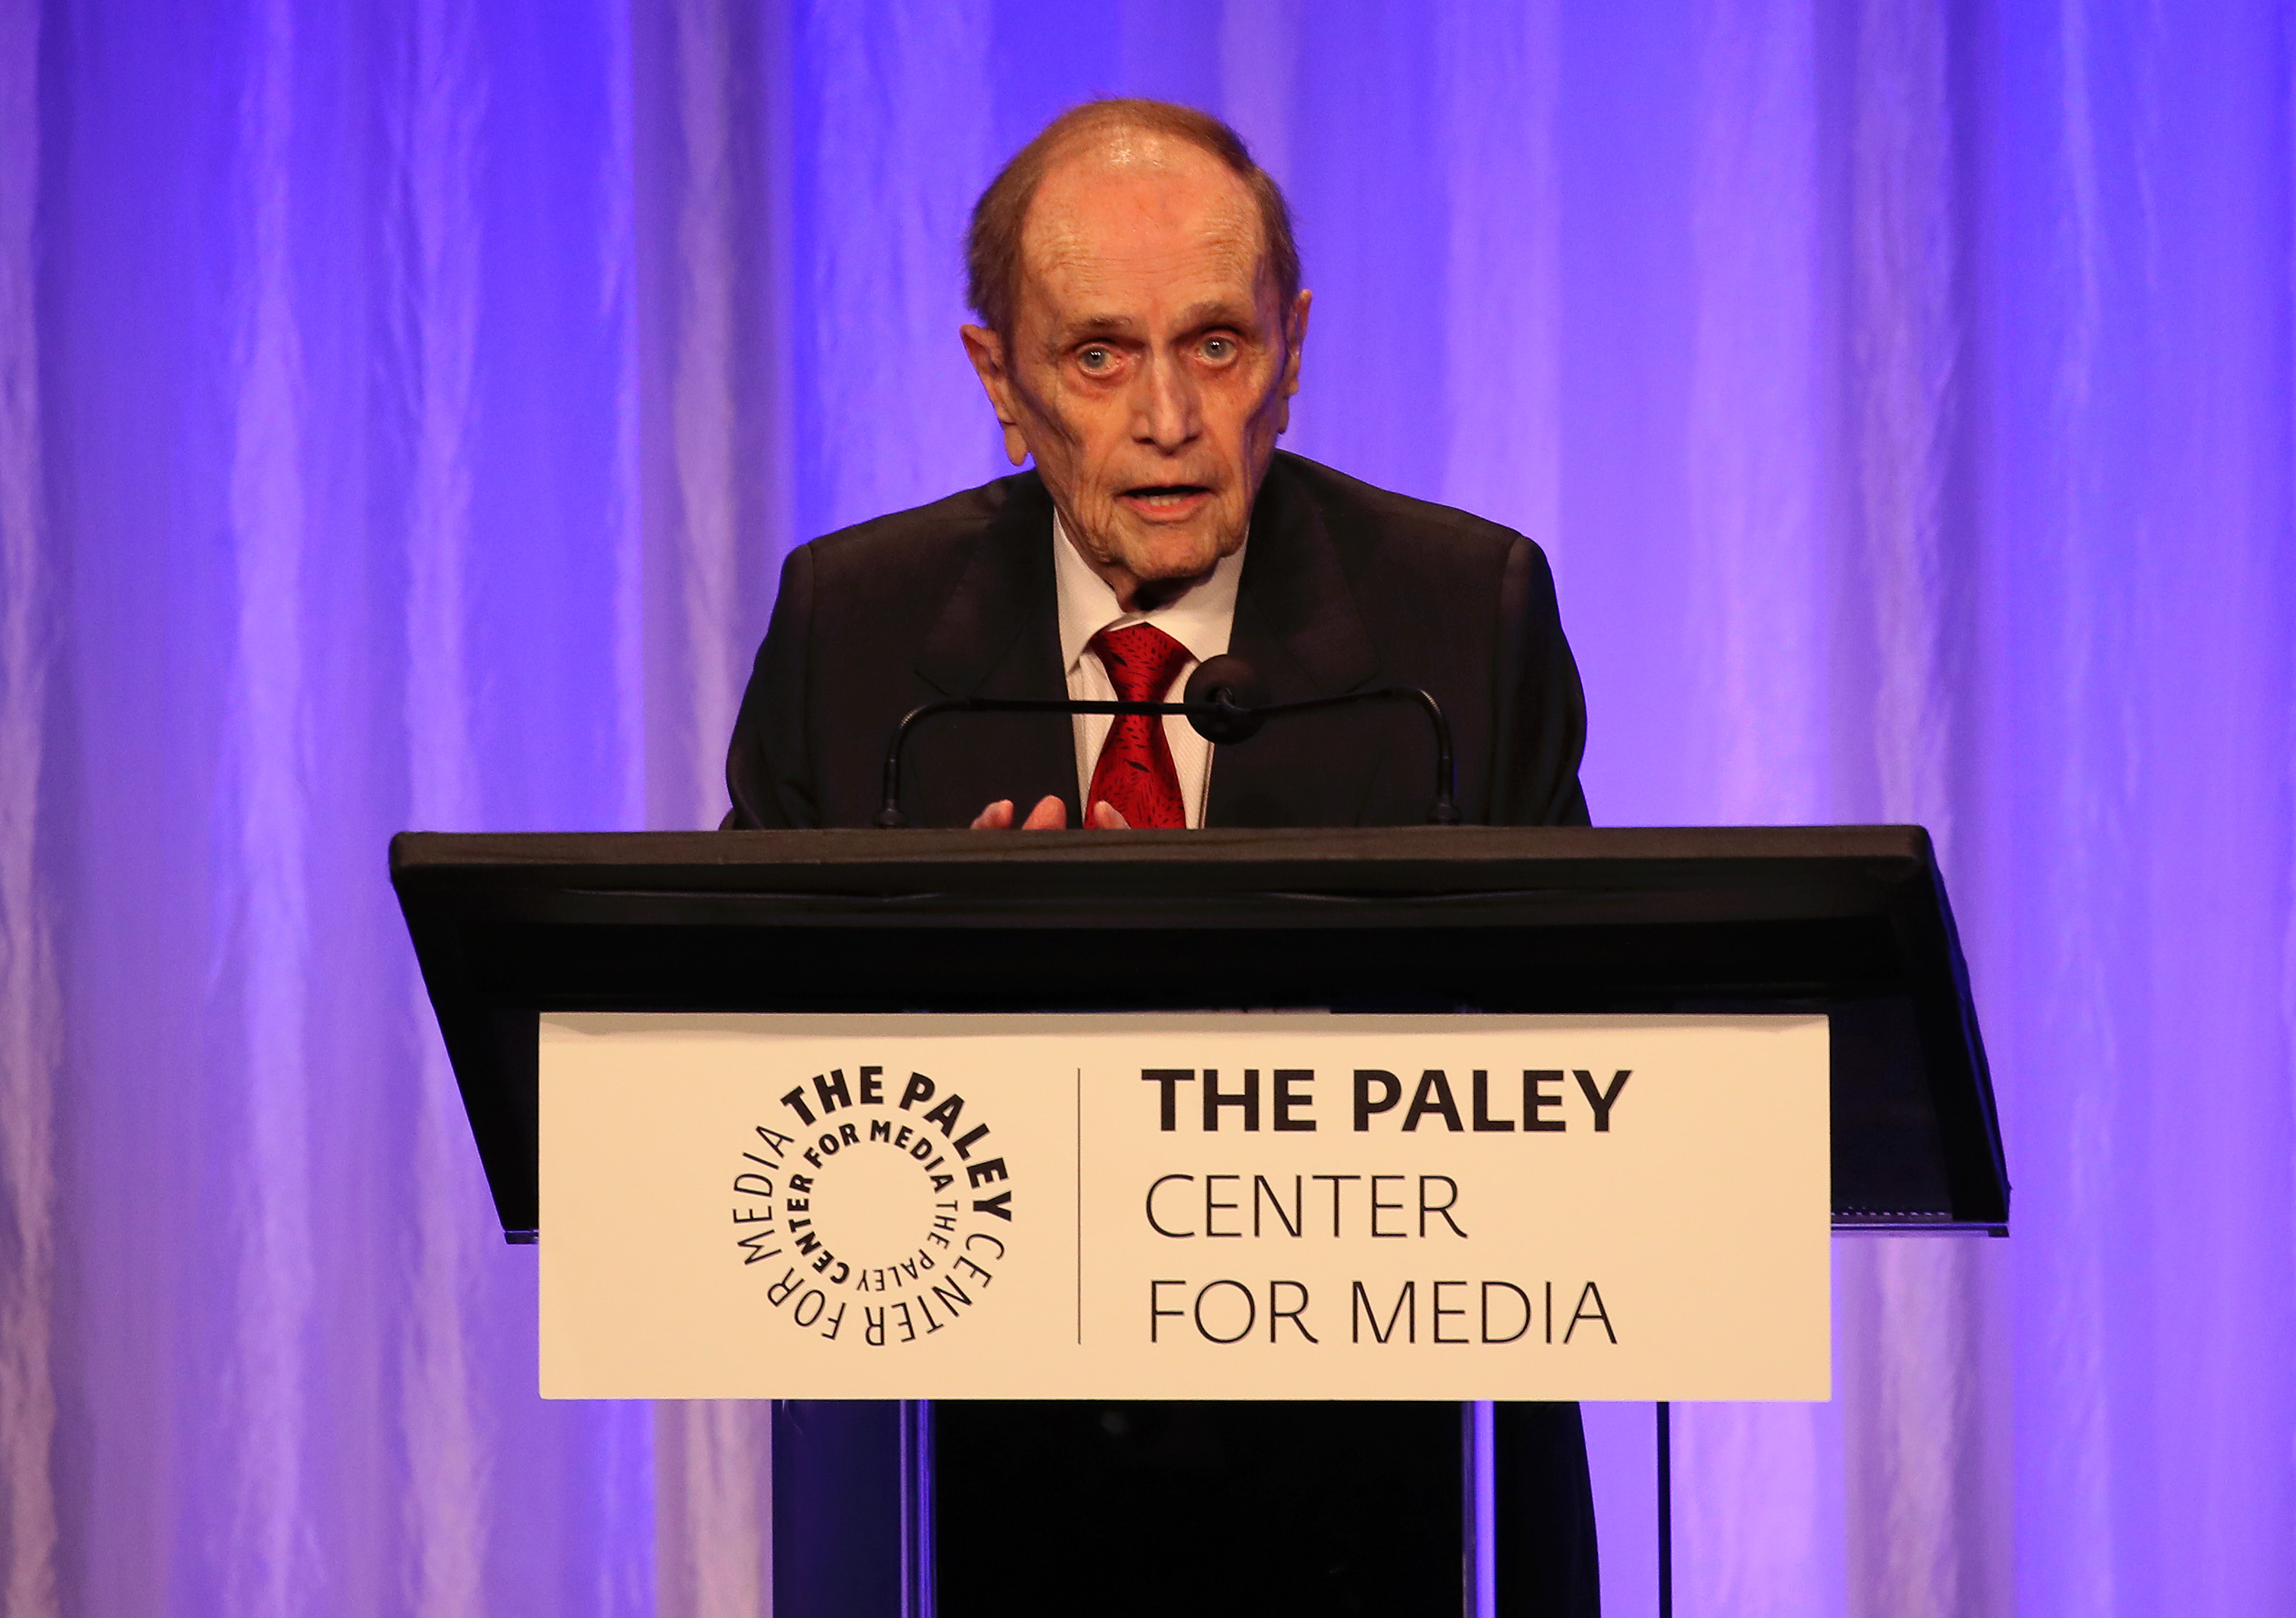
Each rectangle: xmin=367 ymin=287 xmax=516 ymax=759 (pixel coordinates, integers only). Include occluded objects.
xmin=727 ymin=1062 xmax=1015 ymax=1346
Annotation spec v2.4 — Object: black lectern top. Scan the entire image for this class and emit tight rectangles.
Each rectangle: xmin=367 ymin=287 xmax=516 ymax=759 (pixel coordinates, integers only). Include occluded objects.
xmin=389 ymin=825 xmax=2007 ymax=1240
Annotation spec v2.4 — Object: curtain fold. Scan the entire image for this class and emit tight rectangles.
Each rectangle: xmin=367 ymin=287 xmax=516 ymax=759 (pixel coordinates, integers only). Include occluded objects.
xmin=1 ymin=3 xmax=2289 ymax=1614
xmin=0 ymin=3 xmax=61 ymax=1613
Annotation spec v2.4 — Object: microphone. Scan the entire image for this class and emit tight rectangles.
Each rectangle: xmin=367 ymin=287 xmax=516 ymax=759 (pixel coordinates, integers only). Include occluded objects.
xmin=873 ymin=654 xmax=1459 ymax=827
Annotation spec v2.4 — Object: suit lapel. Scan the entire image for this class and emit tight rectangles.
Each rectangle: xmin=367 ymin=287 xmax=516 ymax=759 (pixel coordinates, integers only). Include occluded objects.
xmin=1209 ymin=457 xmax=1387 ymax=827
xmin=909 ymin=475 xmax=1080 ymax=826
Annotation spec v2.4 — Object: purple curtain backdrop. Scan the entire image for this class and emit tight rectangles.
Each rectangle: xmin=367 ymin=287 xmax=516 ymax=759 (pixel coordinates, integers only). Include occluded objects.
xmin=2 ymin=2 xmax=2291 ymax=1615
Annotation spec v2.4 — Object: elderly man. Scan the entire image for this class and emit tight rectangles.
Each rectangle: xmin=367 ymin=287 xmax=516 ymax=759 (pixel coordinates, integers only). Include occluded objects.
xmin=729 ymin=100 xmax=1597 ymax=1617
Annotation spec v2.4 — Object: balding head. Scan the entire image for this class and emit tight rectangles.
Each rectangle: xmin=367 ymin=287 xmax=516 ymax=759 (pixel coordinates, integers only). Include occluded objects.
xmin=959 ymin=101 xmax=1313 ymax=613
xmin=966 ymin=99 xmax=1301 ymax=340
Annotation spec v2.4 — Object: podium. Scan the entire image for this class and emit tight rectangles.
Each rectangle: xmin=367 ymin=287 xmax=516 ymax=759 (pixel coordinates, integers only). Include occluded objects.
xmin=393 ymin=825 xmax=2006 ymax=1615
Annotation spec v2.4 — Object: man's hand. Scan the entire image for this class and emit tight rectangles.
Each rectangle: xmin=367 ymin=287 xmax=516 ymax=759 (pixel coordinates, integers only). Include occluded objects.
xmin=970 ymin=797 xmax=1132 ymax=829
xmin=970 ymin=795 xmax=1067 ymax=829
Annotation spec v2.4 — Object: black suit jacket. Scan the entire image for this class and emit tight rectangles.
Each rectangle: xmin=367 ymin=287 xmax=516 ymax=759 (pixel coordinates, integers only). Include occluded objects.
xmin=726 ymin=450 xmax=1589 ymax=830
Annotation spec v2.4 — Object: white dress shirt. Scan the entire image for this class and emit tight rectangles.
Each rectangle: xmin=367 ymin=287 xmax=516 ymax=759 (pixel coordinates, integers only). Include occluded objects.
xmin=1052 ymin=514 xmax=1245 ymax=829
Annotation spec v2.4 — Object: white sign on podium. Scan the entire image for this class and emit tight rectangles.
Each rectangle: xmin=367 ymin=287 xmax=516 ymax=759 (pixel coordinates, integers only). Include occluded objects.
xmin=538 ymin=1013 xmax=1829 ymax=1402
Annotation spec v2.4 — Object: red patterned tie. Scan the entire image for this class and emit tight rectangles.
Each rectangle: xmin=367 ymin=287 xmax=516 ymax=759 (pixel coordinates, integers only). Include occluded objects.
xmin=1086 ymin=623 xmax=1193 ymax=829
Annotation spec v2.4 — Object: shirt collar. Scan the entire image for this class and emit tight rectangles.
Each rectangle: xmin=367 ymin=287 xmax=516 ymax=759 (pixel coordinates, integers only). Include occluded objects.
xmin=1053 ymin=510 xmax=1247 ymax=674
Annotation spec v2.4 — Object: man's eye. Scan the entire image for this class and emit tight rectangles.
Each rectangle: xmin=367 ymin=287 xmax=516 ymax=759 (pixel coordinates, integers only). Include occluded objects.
xmin=1202 ymin=337 xmax=1236 ymax=361
xmin=1078 ymin=347 xmax=1113 ymax=372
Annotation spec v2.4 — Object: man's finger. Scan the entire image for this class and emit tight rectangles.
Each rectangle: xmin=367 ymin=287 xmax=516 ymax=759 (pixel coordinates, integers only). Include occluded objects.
xmin=970 ymin=800 xmax=1015 ymax=829
xmin=1089 ymin=800 xmax=1132 ymax=830
xmin=1020 ymin=795 xmax=1068 ymax=830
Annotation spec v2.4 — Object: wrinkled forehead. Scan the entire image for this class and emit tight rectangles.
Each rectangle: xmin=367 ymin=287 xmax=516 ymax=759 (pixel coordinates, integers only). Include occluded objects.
xmin=1018 ymin=134 xmax=1270 ymax=319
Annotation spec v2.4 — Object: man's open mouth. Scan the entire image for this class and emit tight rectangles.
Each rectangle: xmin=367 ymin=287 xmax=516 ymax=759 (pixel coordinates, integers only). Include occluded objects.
xmin=1121 ymin=485 xmax=1212 ymax=510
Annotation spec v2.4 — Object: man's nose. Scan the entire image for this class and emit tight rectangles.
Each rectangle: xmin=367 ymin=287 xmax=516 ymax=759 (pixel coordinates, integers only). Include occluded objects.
xmin=1131 ymin=351 xmax=1200 ymax=451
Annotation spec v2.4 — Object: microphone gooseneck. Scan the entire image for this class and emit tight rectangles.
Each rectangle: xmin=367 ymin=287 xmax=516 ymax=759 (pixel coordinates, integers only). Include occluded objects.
xmin=873 ymin=655 xmax=1459 ymax=828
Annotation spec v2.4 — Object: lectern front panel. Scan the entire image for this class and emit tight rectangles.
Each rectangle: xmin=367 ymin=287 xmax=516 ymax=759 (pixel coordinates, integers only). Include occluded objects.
xmin=392 ymin=825 xmax=2006 ymax=1618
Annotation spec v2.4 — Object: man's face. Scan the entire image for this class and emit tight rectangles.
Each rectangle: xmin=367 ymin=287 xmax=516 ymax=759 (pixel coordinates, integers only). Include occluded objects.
xmin=963 ymin=134 xmax=1310 ymax=609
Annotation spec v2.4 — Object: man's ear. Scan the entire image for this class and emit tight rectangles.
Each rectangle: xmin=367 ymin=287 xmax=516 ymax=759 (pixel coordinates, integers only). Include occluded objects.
xmin=1274 ymin=289 xmax=1312 ymax=435
xmin=960 ymin=323 xmax=1032 ymax=466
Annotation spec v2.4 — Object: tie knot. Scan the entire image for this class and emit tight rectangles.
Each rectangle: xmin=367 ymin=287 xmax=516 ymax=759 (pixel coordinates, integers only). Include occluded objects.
xmin=1088 ymin=622 xmax=1191 ymax=703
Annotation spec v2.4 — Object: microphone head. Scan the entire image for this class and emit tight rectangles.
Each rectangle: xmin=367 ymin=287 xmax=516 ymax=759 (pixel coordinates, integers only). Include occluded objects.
xmin=1183 ymin=654 xmax=1268 ymax=743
